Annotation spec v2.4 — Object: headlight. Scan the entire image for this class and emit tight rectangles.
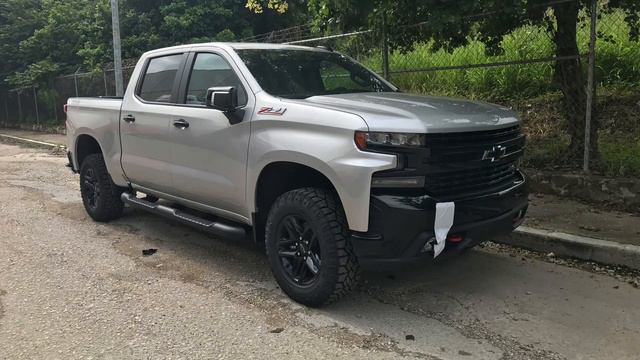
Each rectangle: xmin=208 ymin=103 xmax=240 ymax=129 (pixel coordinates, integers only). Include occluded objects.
xmin=355 ymin=131 xmax=425 ymax=150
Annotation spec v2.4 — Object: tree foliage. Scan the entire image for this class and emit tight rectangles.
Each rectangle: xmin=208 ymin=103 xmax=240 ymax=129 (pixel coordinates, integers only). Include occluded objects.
xmin=246 ymin=0 xmax=289 ymax=14
xmin=0 ymin=0 xmax=306 ymax=88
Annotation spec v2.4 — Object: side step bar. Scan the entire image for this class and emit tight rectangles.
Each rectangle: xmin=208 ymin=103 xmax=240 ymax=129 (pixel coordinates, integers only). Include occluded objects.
xmin=121 ymin=193 xmax=247 ymax=241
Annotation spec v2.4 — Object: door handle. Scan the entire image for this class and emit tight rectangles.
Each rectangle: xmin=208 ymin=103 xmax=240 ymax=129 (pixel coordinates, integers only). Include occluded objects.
xmin=173 ymin=119 xmax=189 ymax=129
xmin=123 ymin=114 xmax=135 ymax=123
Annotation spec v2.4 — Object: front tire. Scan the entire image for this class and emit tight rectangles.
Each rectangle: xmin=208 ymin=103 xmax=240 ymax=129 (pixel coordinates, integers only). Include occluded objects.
xmin=80 ymin=153 xmax=124 ymax=222
xmin=265 ymin=188 xmax=359 ymax=307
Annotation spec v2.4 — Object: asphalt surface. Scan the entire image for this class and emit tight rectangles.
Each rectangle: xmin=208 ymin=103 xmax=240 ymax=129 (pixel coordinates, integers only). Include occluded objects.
xmin=0 ymin=142 xmax=639 ymax=360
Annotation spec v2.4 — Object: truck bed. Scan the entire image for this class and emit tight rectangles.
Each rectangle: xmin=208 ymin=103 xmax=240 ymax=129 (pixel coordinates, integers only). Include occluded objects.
xmin=65 ymin=96 xmax=124 ymax=185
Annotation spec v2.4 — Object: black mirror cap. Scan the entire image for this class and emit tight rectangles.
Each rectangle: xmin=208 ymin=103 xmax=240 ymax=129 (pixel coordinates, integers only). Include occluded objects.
xmin=206 ymin=86 xmax=238 ymax=112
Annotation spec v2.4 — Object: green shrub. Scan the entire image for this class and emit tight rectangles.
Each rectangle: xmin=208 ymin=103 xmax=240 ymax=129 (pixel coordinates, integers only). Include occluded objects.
xmin=353 ymin=9 xmax=640 ymax=102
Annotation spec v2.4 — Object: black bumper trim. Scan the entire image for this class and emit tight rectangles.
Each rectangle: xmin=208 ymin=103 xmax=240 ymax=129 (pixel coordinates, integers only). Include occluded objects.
xmin=351 ymin=173 xmax=528 ymax=268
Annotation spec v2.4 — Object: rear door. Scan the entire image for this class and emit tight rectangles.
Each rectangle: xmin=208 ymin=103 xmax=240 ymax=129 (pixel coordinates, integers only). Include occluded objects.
xmin=169 ymin=50 xmax=254 ymax=220
xmin=120 ymin=52 xmax=188 ymax=194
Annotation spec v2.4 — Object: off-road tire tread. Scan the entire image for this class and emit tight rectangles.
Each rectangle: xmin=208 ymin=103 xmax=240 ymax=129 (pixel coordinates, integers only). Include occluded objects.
xmin=80 ymin=154 xmax=124 ymax=222
xmin=265 ymin=187 xmax=360 ymax=307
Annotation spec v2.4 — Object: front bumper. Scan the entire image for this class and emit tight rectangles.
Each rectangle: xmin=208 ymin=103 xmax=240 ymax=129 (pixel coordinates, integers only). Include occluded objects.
xmin=351 ymin=171 xmax=528 ymax=268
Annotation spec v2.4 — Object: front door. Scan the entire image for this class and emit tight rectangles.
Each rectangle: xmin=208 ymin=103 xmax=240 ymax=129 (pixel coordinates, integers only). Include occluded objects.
xmin=169 ymin=51 xmax=253 ymax=219
xmin=120 ymin=52 xmax=187 ymax=194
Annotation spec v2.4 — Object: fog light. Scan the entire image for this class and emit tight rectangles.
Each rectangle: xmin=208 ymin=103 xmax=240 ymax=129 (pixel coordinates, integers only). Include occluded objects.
xmin=371 ymin=176 xmax=425 ymax=188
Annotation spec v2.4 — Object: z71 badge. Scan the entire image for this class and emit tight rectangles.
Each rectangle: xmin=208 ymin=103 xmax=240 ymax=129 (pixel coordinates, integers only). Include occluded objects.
xmin=257 ymin=107 xmax=287 ymax=116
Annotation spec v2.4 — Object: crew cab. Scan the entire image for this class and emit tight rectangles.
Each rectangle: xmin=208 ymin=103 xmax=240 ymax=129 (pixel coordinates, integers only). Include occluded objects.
xmin=66 ymin=43 xmax=528 ymax=306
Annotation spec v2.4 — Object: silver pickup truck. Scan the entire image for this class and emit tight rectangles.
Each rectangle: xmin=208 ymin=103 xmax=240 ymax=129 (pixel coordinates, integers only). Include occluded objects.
xmin=66 ymin=43 xmax=528 ymax=306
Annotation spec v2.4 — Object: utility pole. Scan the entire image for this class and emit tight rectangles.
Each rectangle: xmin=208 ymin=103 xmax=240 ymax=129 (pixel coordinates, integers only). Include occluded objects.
xmin=382 ymin=13 xmax=390 ymax=80
xmin=583 ymin=0 xmax=597 ymax=173
xmin=110 ymin=0 xmax=124 ymax=96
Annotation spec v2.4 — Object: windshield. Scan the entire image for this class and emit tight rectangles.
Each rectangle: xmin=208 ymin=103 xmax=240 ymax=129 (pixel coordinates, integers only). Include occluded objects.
xmin=236 ymin=49 xmax=395 ymax=99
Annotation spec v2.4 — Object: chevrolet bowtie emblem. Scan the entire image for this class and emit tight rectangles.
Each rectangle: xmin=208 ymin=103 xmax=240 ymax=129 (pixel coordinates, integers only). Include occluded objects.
xmin=482 ymin=145 xmax=507 ymax=162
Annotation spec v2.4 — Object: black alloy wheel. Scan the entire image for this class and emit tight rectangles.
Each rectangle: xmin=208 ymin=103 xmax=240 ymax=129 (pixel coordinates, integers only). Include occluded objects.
xmin=276 ymin=214 xmax=322 ymax=286
xmin=82 ymin=167 xmax=100 ymax=211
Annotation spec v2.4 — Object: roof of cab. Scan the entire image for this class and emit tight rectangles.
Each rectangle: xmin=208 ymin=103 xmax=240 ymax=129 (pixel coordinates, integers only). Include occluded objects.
xmin=228 ymin=43 xmax=328 ymax=51
xmin=143 ymin=42 xmax=329 ymax=57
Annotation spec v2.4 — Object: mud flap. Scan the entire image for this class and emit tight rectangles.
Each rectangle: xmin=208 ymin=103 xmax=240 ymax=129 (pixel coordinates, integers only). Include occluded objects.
xmin=433 ymin=202 xmax=455 ymax=258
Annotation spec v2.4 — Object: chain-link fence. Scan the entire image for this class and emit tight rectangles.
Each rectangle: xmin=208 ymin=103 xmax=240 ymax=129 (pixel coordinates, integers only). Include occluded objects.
xmin=0 ymin=63 xmax=137 ymax=129
xmin=0 ymin=0 xmax=638 ymax=176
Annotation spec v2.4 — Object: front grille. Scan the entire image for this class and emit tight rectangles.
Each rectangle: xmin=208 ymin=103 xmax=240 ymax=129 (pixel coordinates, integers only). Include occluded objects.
xmin=423 ymin=125 xmax=525 ymax=198
xmin=424 ymin=161 xmax=521 ymax=199
xmin=425 ymin=125 xmax=524 ymax=164
xmin=424 ymin=125 xmax=522 ymax=146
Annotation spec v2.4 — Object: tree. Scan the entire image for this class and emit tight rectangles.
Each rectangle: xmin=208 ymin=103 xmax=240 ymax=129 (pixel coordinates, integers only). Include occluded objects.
xmin=249 ymin=0 xmax=640 ymax=161
xmin=0 ymin=0 xmax=308 ymax=89
xmin=1 ymin=0 xmax=113 ymax=86
xmin=0 ymin=0 xmax=45 ymax=85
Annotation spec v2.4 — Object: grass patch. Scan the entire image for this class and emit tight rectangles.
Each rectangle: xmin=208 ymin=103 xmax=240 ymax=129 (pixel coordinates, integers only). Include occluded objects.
xmin=515 ymin=91 xmax=640 ymax=176
xmin=351 ymin=9 xmax=640 ymax=102
xmin=598 ymin=136 xmax=640 ymax=177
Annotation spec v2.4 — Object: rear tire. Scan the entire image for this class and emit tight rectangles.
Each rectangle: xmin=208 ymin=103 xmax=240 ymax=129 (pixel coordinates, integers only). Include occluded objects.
xmin=79 ymin=154 xmax=124 ymax=222
xmin=265 ymin=188 xmax=359 ymax=307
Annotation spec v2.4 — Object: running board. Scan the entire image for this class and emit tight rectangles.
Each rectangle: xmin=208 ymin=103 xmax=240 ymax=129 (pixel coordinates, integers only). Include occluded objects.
xmin=121 ymin=193 xmax=247 ymax=241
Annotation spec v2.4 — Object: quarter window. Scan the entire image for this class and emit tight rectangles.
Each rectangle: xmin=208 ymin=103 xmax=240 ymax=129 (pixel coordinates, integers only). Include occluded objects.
xmin=185 ymin=53 xmax=247 ymax=106
xmin=138 ymin=54 xmax=184 ymax=103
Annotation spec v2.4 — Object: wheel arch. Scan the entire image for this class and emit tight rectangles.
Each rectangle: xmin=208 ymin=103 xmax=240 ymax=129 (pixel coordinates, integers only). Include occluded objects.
xmin=75 ymin=133 xmax=104 ymax=169
xmin=252 ymin=160 xmax=345 ymax=245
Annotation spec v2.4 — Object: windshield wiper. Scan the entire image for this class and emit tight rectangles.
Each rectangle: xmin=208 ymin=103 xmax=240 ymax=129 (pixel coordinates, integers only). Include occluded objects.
xmin=277 ymin=94 xmax=314 ymax=99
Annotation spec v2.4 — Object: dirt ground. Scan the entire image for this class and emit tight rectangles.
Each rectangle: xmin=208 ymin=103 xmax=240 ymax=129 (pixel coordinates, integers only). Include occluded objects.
xmin=1 ymin=142 xmax=639 ymax=359
xmin=0 ymin=129 xmax=67 ymax=145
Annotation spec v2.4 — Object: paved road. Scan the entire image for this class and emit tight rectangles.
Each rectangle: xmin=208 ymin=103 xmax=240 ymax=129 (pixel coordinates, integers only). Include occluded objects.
xmin=0 ymin=142 xmax=638 ymax=360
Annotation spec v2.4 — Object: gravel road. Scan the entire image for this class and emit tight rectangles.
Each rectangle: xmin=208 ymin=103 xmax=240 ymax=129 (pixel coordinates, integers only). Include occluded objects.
xmin=0 ymin=142 xmax=639 ymax=360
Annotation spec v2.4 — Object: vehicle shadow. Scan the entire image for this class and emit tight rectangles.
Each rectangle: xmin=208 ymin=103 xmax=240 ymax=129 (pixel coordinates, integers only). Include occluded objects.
xmin=111 ymin=206 xmax=531 ymax=314
xmin=107 ymin=207 xmax=519 ymax=357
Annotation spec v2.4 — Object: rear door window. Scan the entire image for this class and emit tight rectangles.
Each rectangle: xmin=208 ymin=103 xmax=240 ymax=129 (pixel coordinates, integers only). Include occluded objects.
xmin=138 ymin=54 xmax=184 ymax=103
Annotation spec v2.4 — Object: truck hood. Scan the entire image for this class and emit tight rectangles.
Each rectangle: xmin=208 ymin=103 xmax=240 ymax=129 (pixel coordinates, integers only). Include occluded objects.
xmin=301 ymin=92 xmax=519 ymax=133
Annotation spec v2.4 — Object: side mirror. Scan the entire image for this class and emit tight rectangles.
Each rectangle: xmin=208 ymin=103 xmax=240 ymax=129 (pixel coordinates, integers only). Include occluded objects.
xmin=206 ymin=86 xmax=238 ymax=112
